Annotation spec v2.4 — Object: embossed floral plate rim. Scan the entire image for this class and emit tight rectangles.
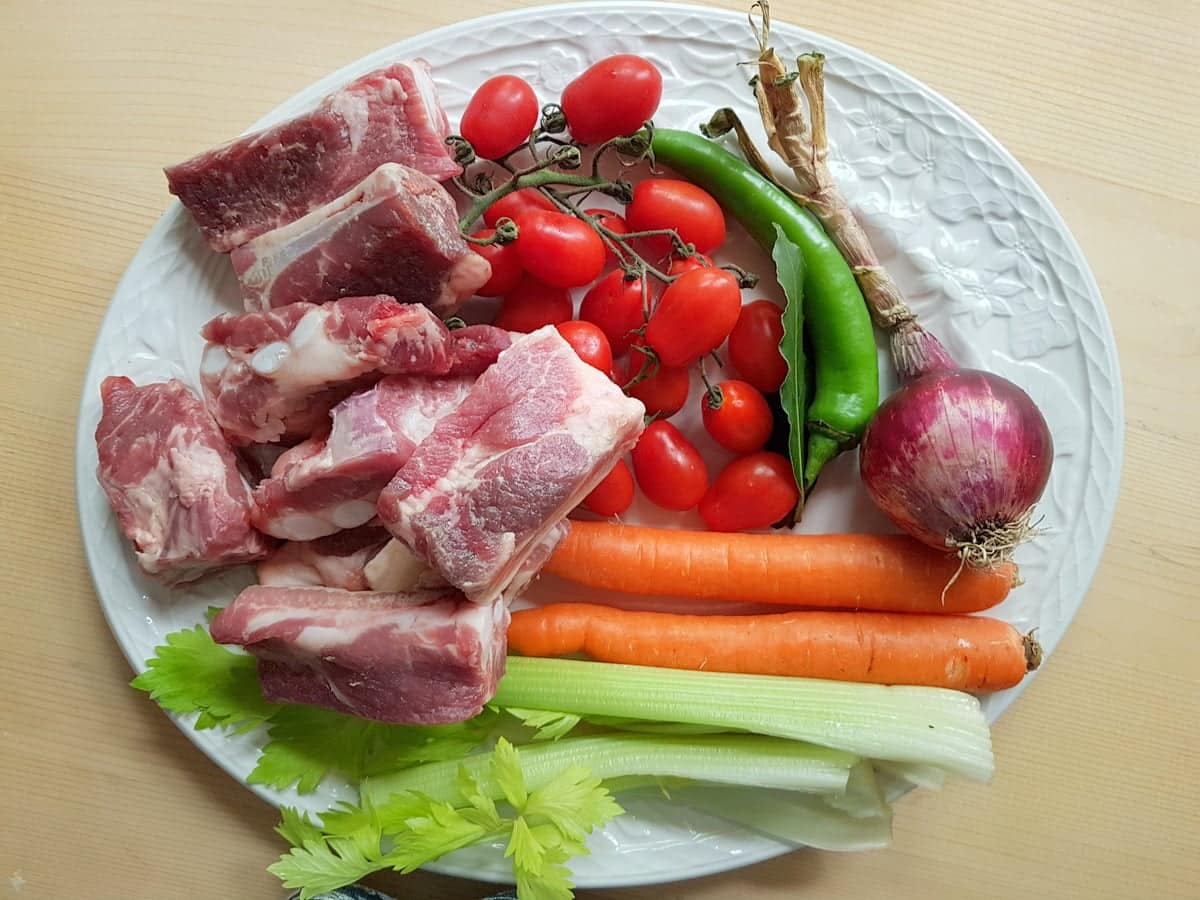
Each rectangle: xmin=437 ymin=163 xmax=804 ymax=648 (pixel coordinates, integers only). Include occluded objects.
xmin=76 ymin=1 xmax=1123 ymax=888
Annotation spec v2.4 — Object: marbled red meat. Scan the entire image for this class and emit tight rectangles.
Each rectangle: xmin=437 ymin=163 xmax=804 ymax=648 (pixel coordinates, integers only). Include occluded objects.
xmin=252 ymin=374 xmax=474 ymax=540
xmin=445 ymin=324 xmax=513 ymax=376
xmin=94 ymin=376 xmax=270 ymax=584
xmin=199 ymin=296 xmax=451 ymax=444
xmin=377 ymin=326 xmax=644 ymax=605
xmin=165 ymin=61 xmax=459 ymax=253
xmin=209 ymin=585 xmax=508 ymax=724
xmin=231 ymin=163 xmax=490 ymax=313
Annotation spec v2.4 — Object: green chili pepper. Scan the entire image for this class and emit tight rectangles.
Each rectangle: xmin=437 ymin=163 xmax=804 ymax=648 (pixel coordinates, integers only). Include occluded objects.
xmin=650 ymin=128 xmax=879 ymax=487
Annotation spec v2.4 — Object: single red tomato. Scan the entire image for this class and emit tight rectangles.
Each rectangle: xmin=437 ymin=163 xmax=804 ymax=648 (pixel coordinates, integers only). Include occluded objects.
xmin=582 ymin=458 xmax=635 ymax=516
xmin=584 ymin=208 xmax=630 ymax=264
xmin=460 ymin=75 xmax=540 ymax=160
xmin=561 ymin=54 xmax=663 ymax=143
xmin=515 ymin=210 xmax=606 ymax=288
xmin=483 ymin=188 xmax=557 ymax=228
xmin=471 ymin=228 xmax=523 ymax=297
xmin=619 ymin=349 xmax=689 ymax=417
xmin=666 ymin=253 xmax=714 ymax=278
xmin=644 ymin=267 xmax=742 ymax=367
xmin=556 ymin=320 xmax=614 ymax=375
xmin=701 ymin=380 xmax=774 ymax=453
xmin=579 ymin=269 xmax=646 ymax=355
xmin=728 ymin=299 xmax=787 ymax=393
xmin=494 ymin=276 xmax=573 ymax=332
xmin=699 ymin=452 xmax=799 ymax=532
xmin=631 ymin=420 xmax=708 ymax=511
xmin=626 ymin=179 xmax=726 ymax=258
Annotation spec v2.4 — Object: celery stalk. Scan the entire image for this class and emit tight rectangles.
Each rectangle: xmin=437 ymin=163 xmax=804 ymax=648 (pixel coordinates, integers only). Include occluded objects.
xmin=494 ymin=658 xmax=994 ymax=781
xmin=679 ymin=785 xmax=894 ymax=852
xmin=364 ymin=734 xmax=856 ymax=808
xmin=874 ymin=760 xmax=947 ymax=793
xmin=825 ymin=760 xmax=887 ymax=819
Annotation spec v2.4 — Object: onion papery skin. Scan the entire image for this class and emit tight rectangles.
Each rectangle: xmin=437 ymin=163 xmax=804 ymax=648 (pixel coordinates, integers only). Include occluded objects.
xmin=859 ymin=369 xmax=1053 ymax=562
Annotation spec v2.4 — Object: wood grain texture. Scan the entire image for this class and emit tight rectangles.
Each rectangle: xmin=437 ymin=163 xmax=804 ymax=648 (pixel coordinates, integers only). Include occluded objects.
xmin=1 ymin=1 xmax=1197 ymax=898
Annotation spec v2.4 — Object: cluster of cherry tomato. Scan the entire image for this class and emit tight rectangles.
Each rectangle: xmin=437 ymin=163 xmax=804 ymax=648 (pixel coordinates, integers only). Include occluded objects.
xmin=458 ymin=55 xmax=800 ymax=532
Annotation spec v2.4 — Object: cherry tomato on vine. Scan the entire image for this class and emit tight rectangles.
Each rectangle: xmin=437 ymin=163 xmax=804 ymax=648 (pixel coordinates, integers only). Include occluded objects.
xmin=556 ymin=320 xmax=614 ymax=375
xmin=699 ymin=452 xmax=799 ymax=532
xmin=460 ymin=75 xmax=540 ymax=160
xmin=582 ymin=458 xmax=635 ymax=516
xmin=515 ymin=209 xmax=606 ymax=288
xmin=631 ymin=420 xmax=708 ymax=511
xmin=728 ymin=299 xmax=788 ymax=393
xmin=561 ymin=54 xmax=663 ymax=144
xmin=483 ymin=188 xmax=556 ymax=228
xmin=644 ymin=267 xmax=742 ymax=367
xmin=701 ymin=380 xmax=774 ymax=453
xmin=584 ymin=208 xmax=630 ymax=264
xmin=579 ymin=269 xmax=646 ymax=355
xmin=494 ymin=275 xmax=572 ymax=332
xmin=666 ymin=253 xmax=714 ymax=278
xmin=619 ymin=346 xmax=689 ymax=417
xmin=470 ymin=228 xmax=523 ymax=297
xmin=626 ymin=179 xmax=726 ymax=258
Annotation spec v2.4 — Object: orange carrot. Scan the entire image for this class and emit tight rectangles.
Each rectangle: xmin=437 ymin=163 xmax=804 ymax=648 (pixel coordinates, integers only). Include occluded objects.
xmin=508 ymin=602 xmax=1040 ymax=691
xmin=542 ymin=522 xmax=1016 ymax=613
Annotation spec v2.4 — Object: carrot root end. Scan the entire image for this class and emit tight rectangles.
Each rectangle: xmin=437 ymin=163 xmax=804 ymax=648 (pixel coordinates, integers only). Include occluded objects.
xmin=1023 ymin=631 xmax=1044 ymax=672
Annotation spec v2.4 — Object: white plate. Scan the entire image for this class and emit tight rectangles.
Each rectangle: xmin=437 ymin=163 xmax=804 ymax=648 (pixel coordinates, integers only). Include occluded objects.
xmin=75 ymin=1 xmax=1123 ymax=888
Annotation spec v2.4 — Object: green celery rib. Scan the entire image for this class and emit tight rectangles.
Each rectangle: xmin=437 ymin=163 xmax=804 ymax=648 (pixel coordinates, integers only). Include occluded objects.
xmin=493 ymin=658 xmax=994 ymax=782
xmin=364 ymin=734 xmax=856 ymax=808
xmin=874 ymin=760 xmax=948 ymax=795
xmin=825 ymin=761 xmax=887 ymax=819
xmin=679 ymin=785 xmax=894 ymax=852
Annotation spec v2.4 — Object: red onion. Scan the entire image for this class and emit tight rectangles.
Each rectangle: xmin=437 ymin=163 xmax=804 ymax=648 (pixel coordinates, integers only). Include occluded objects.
xmin=859 ymin=368 xmax=1053 ymax=567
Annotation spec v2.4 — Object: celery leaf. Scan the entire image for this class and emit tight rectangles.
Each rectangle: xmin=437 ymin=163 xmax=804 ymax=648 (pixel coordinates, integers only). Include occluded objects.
xmin=271 ymin=739 xmax=624 ymax=900
xmin=504 ymin=707 xmax=583 ymax=741
xmin=276 ymin=807 xmax=323 ymax=848
xmin=130 ymin=625 xmax=275 ymax=733
xmin=249 ymin=705 xmax=493 ymax=794
xmin=268 ymin=835 xmax=383 ymax=900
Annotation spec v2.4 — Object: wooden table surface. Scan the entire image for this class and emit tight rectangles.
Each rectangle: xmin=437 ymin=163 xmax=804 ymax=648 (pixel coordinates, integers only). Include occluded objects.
xmin=2 ymin=1 xmax=1197 ymax=898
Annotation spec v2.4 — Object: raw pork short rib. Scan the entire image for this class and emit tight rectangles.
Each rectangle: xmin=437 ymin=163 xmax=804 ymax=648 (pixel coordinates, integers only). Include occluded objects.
xmin=232 ymin=163 xmax=490 ymax=313
xmin=257 ymin=524 xmax=392 ymax=591
xmin=94 ymin=377 xmax=270 ymax=584
xmin=378 ymin=326 xmax=645 ymax=605
xmin=166 ymin=61 xmax=459 ymax=253
xmin=252 ymin=375 xmax=474 ymax=540
xmin=210 ymin=585 xmax=508 ymax=724
xmin=199 ymin=295 xmax=451 ymax=444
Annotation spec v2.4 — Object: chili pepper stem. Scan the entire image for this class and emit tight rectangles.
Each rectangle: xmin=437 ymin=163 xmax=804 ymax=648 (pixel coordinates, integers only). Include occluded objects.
xmin=802 ymin=430 xmax=850 ymax=490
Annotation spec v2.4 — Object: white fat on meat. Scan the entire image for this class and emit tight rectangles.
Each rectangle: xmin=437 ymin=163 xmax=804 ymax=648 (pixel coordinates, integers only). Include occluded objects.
xmin=364 ymin=538 xmax=448 ymax=592
xmin=257 ymin=524 xmax=392 ymax=591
